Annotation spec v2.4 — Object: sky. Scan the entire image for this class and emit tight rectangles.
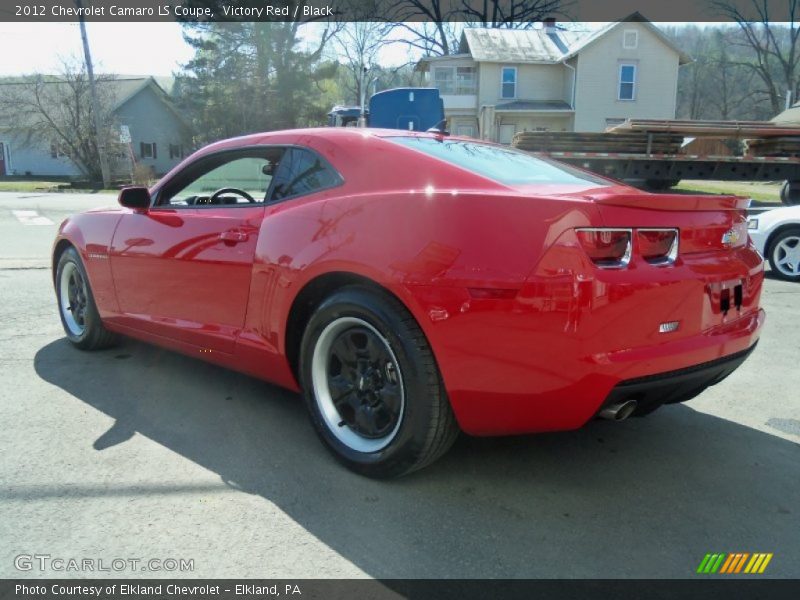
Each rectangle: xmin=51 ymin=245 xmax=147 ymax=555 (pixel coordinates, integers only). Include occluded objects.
xmin=0 ymin=21 xmax=714 ymax=78
xmin=0 ymin=22 xmax=195 ymax=76
xmin=0 ymin=22 xmax=424 ymax=77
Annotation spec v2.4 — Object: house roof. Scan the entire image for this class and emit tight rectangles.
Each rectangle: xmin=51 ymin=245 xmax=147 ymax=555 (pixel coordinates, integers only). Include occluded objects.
xmin=0 ymin=76 xmax=188 ymax=129
xmin=419 ymin=12 xmax=690 ymax=67
xmin=563 ymin=12 xmax=691 ymax=65
xmin=495 ymin=100 xmax=573 ymax=111
xmin=459 ymin=27 xmax=586 ymax=64
xmin=773 ymin=102 xmax=800 ymax=124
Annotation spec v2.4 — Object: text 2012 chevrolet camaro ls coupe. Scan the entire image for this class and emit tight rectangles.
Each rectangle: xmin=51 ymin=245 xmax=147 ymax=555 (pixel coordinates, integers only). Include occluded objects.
xmin=52 ymin=128 xmax=765 ymax=477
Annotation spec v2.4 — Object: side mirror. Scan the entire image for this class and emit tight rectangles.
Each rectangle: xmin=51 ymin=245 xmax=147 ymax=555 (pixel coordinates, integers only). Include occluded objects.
xmin=118 ymin=186 xmax=151 ymax=210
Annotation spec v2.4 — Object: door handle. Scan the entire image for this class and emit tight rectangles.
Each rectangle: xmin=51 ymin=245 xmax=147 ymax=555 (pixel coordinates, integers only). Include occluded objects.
xmin=219 ymin=230 xmax=249 ymax=243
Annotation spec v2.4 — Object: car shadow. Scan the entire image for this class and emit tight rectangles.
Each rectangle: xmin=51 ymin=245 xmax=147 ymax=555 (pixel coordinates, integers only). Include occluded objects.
xmin=33 ymin=338 xmax=800 ymax=578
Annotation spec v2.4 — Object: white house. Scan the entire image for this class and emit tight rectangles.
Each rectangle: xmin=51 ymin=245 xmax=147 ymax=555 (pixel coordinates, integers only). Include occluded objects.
xmin=416 ymin=13 xmax=691 ymax=143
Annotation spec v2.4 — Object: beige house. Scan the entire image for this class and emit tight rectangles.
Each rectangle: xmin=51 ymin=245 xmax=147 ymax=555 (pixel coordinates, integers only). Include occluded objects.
xmin=417 ymin=13 xmax=690 ymax=142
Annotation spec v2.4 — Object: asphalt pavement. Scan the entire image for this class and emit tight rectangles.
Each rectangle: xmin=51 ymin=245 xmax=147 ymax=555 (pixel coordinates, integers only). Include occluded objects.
xmin=0 ymin=191 xmax=798 ymax=579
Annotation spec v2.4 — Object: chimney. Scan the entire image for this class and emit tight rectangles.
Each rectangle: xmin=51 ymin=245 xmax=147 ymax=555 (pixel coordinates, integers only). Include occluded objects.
xmin=543 ymin=17 xmax=558 ymax=33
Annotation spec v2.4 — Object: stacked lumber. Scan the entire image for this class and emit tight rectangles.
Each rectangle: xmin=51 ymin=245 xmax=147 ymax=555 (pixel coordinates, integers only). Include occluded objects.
xmin=746 ymin=137 xmax=800 ymax=157
xmin=512 ymin=131 xmax=683 ymax=154
xmin=682 ymin=137 xmax=738 ymax=156
xmin=607 ymin=118 xmax=800 ymax=138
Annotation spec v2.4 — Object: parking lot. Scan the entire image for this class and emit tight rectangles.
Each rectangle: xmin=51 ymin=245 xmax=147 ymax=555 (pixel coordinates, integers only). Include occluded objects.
xmin=1 ymin=191 xmax=798 ymax=579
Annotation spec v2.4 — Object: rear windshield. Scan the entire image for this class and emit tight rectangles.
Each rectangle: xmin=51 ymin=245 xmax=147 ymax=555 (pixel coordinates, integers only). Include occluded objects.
xmin=387 ymin=136 xmax=608 ymax=186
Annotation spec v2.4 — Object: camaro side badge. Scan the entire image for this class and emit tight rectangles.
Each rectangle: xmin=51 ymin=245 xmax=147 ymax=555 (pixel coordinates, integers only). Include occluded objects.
xmin=721 ymin=228 xmax=742 ymax=247
xmin=659 ymin=321 xmax=680 ymax=333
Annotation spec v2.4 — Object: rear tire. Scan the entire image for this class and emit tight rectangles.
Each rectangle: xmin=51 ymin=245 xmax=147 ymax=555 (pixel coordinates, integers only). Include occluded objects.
xmin=780 ymin=180 xmax=800 ymax=206
xmin=767 ymin=227 xmax=800 ymax=281
xmin=299 ymin=286 xmax=459 ymax=478
xmin=55 ymin=246 xmax=118 ymax=350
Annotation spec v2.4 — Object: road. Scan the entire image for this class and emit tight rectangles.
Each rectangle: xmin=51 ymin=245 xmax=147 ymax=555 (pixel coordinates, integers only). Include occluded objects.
xmin=1 ymin=191 xmax=798 ymax=579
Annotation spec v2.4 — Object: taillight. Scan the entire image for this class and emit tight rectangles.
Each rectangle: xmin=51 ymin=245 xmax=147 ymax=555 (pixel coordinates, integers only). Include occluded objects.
xmin=575 ymin=228 xmax=632 ymax=268
xmin=637 ymin=228 xmax=679 ymax=265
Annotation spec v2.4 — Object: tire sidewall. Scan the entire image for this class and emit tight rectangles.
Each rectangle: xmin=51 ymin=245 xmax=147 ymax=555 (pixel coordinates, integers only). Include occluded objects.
xmin=299 ymin=287 xmax=437 ymax=477
xmin=56 ymin=247 xmax=101 ymax=344
xmin=768 ymin=228 xmax=800 ymax=282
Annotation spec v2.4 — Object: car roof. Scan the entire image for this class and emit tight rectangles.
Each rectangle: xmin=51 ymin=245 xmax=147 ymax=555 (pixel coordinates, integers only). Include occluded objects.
xmin=197 ymin=127 xmax=488 ymax=153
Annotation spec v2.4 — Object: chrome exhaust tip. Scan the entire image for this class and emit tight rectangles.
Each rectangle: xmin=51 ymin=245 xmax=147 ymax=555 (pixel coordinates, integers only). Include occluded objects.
xmin=598 ymin=399 xmax=638 ymax=421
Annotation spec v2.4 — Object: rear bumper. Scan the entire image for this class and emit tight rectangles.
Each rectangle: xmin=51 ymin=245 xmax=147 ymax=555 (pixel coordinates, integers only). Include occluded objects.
xmin=406 ymin=244 xmax=765 ymax=436
xmin=598 ymin=342 xmax=757 ymax=416
xmin=429 ymin=307 xmax=763 ymax=436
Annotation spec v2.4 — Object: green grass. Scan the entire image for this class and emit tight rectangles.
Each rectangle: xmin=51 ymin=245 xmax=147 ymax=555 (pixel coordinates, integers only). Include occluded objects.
xmin=674 ymin=180 xmax=782 ymax=204
xmin=0 ymin=180 xmax=117 ymax=193
xmin=0 ymin=180 xmax=66 ymax=192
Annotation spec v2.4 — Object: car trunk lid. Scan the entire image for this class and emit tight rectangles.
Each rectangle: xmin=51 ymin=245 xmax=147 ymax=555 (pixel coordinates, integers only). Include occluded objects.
xmin=579 ymin=190 xmax=750 ymax=255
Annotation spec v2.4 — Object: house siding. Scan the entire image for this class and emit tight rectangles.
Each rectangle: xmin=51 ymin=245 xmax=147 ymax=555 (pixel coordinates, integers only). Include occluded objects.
xmin=0 ymin=79 xmax=189 ymax=179
xmin=0 ymin=132 xmax=81 ymax=177
xmin=572 ymin=22 xmax=680 ymax=132
xmin=478 ymin=62 xmax=569 ymax=106
xmin=115 ymin=85 xmax=189 ymax=175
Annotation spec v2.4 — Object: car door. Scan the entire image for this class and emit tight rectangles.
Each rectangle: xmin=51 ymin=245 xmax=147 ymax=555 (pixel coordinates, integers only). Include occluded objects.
xmin=109 ymin=147 xmax=283 ymax=353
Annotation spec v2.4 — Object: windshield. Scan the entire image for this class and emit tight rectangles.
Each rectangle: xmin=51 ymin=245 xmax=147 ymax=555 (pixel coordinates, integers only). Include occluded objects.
xmin=387 ymin=136 xmax=609 ymax=187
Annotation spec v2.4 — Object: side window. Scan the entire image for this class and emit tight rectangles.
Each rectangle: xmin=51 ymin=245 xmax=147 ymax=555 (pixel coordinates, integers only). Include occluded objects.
xmin=501 ymin=67 xmax=516 ymax=99
xmin=619 ymin=64 xmax=636 ymax=101
xmin=269 ymin=148 xmax=340 ymax=201
xmin=162 ymin=151 xmax=282 ymax=206
xmin=140 ymin=142 xmax=157 ymax=159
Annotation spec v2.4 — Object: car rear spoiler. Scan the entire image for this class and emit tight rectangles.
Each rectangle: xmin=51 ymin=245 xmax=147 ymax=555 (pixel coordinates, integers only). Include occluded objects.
xmin=583 ymin=192 xmax=750 ymax=211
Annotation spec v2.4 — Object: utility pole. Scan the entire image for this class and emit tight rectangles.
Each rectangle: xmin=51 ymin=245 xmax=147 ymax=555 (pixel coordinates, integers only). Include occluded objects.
xmin=358 ymin=65 xmax=369 ymax=128
xmin=76 ymin=0 xmax=111 ymax=188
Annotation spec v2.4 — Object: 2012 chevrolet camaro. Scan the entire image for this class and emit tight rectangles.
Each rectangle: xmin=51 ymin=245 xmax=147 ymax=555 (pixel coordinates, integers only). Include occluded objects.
xmin=52 ymin=128 xmax=765 ymax=477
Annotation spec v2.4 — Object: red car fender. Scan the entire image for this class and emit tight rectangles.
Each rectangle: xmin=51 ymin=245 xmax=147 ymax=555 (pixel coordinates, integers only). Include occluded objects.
xmin=53 ymin=211 xmax=124 ymax=317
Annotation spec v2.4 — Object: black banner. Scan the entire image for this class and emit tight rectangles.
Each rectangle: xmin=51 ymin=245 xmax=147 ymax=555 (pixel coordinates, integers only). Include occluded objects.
xmin=0 ymin=0 xmax=790 ymax=23
xmin=2 ymin=580 xmax=800 ymax=600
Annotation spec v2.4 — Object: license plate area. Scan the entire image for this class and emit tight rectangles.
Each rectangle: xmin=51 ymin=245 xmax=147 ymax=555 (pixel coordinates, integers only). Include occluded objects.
xmin=708 ymin=279 xmax=744 ymax=318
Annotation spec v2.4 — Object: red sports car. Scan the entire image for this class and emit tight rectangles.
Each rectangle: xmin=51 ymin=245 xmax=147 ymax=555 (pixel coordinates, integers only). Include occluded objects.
xmin=52 ymin=128 xmax=765 ymax=477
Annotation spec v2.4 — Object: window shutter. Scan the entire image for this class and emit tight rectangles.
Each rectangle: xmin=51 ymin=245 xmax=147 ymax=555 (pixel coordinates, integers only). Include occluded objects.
xmin=140 ymin=142 xmax=145 ymax=158
xmin=153 ymin=143 xmax=157 ymax=159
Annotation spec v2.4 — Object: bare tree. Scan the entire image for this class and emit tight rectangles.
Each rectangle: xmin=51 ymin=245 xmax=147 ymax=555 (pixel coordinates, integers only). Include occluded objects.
xmin=707 ymin=29 xmax=762 ymax=119
xmin=459 ymin=0 xmax=568 ymax=29
xmin=0 ymin=61 xmax=122 ymax=182
xmin=713 ymin=0 xmax=800 ymax=114
xmin=332 ymin=21 xmax=395 ymax=106
xmin=391 ymin=1 xmax=462 ymax=56
xmin=391 ymin=0 xmax=568 ymax=57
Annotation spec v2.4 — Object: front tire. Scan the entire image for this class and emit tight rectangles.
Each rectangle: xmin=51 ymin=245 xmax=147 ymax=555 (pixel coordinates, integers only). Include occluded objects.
xmin=299 ymin=286 xmax=459 ymax=478
xmin=55 ymin=246 xmax=118 ymax=349
xmin=767 ymin=227 xmax=800 ymax=282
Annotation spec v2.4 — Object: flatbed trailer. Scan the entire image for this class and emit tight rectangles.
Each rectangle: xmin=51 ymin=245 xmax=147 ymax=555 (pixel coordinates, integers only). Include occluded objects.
xmin=514 ymin=120 xmax=800 ymax=205
xmin=530 ymin=151 xmax=800 ymax=189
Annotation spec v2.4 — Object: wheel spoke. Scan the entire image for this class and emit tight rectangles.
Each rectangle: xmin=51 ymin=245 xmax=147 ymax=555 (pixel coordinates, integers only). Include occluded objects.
xmin=328 ymin=373 xmax=354 ymax=401
xmin=376 ymin=383 xmax=402 ymax=415
xmin=362 ymin=333 xmax=385 ymax=361
xmin=354 ymin=404 xmax=380 ymax=435
xmin=331 ymin=334 xmax=359 ymax=365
